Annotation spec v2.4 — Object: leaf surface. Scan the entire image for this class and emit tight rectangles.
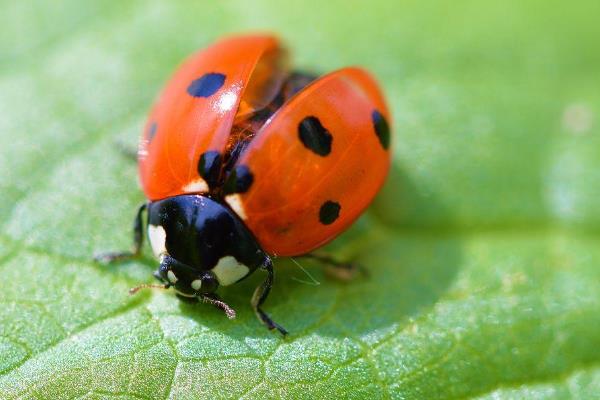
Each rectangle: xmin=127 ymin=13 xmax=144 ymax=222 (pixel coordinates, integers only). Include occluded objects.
xmin=1 ymin=1 xmax=599 ymax=399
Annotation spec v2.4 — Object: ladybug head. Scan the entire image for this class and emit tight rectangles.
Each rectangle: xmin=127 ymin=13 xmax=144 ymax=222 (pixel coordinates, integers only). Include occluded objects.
xmin=153 ymin=254 xmax=220 ymax=297
xmin=145 ymin=194 xmax=266 ymax=297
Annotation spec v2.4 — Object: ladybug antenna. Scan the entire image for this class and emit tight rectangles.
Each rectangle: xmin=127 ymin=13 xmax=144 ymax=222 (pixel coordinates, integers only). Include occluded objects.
xmin=129 ymin=283 xmax=170 ymax=295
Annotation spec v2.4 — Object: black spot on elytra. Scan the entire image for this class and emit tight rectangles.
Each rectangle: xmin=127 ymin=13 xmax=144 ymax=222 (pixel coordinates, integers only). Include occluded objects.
xmin=147 ymin=122 xmax=157 ymax=142
xmin=372 ymin=110 xmax=390 ymax=149
xmin=319 ymin=201 xmax=341 ymax=225
xmin=223 ymin=165 xmax=253 ymax=195
xmin=187 ymin=73 xmax=226 ymax=98
xmin=298 ymin=116 xmax=332 ymax=156
xmin=197 ymin=151 xmax=222 ymax=188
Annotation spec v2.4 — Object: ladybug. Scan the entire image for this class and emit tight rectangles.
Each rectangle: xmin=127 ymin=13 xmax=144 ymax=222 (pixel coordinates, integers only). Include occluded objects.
xmin=96 ymin=34 xmax=391 ymax=335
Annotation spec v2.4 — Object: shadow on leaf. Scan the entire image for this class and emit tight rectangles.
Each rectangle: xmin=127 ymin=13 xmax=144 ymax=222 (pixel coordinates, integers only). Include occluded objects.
xmin=174 ymin=163 xmax=462 ymax=342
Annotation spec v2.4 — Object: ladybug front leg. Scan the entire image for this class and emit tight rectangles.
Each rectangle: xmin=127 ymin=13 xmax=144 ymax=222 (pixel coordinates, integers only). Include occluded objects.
xmin=301 ymin=253 xmax=367 ymax=282
xmin=94 ymin=203 xmax=147 ymax=263
xmin=251 ymin=257 xmax=288 ymax=336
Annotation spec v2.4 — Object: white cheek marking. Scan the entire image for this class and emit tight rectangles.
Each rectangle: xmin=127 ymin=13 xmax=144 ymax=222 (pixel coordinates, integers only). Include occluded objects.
xmin=225 ymin=194 xmax=247 ymax=220
xmin=212 ymin=256 xmax=250 ymax=286
xmin=182 ymin=178 xmax=209 ymax=194
xmin=167 ymin=270 xmax=178 ymax=284
xmin=191 ymin=279 xmax=202 ymax=291
xmin=148 ymin=224 xmax=167 ymax=258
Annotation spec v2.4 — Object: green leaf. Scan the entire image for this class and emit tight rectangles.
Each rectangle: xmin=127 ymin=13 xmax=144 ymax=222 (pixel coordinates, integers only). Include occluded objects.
xmin=1 ymin=1 xmax=599 ymax=399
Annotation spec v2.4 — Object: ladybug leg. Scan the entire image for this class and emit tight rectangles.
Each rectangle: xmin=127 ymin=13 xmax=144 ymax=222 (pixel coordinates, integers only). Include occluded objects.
xmin=199 ymin=293 xmax=237 ymax=320
xmin=94 ymin=203 xmax=147 ymax=263
xmin=251 ymin=258 xmax=288 ymax=336
xmin=302 ymin=253 xmax=367 ymax=282
xmin=114 ymin=141 xmax=138 ymax=163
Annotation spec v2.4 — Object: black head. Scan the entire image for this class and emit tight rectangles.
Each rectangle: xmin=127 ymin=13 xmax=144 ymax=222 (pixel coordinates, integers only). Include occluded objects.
xmin=147 ymin=195 xmax=266 ymax=297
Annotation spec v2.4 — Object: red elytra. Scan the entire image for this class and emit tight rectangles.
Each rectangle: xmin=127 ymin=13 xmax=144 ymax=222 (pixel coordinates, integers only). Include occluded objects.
xmin=138 ymin=34 xmax=391 ymax=257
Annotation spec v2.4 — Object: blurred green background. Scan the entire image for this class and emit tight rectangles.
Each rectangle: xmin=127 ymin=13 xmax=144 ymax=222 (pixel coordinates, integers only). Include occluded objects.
xmin=1 ymin=1 xmax=599 ymax=399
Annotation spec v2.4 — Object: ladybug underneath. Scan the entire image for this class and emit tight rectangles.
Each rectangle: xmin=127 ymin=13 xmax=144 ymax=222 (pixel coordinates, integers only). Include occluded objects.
xmin=96 ymin=34 xmax=391 ymax=335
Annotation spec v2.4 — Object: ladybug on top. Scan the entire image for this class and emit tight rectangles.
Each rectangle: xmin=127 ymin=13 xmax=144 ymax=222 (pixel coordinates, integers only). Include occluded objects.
xmin=97 ymin=34 xmax=391 ymax=335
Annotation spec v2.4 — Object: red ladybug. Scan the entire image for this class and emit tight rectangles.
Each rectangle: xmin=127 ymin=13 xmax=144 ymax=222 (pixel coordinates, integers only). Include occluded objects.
xmin=97 ymin=34 xmax=391 ymax=335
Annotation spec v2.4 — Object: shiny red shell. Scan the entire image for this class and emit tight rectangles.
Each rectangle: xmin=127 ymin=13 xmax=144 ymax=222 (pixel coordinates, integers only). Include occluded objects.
xmin=138 ymin=34 xmax=391 ymax=257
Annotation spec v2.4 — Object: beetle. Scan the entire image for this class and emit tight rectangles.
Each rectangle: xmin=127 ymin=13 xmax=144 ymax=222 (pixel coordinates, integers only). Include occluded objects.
xmin=96 ymin=34 xmax=391 ymax=335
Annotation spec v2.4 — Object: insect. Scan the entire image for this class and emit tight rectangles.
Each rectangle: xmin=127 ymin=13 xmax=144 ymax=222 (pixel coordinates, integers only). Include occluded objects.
xmin=96 ymin=34 xmax=391 ymax=335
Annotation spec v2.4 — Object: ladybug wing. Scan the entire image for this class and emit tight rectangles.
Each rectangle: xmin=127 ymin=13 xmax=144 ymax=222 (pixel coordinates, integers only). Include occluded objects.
xmin=139 ymin=35 xmax=286 ymax=200
xmin=226 ymin=67 xmax=391 ymax=256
